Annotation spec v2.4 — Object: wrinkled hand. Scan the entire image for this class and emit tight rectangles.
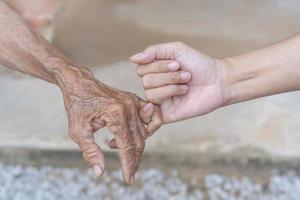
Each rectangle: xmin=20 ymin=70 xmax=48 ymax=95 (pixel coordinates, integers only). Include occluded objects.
xmin=131 ymin=42 xmax=230 ymax=123
xmin=56 ymin=63 xmax=161 ymax=184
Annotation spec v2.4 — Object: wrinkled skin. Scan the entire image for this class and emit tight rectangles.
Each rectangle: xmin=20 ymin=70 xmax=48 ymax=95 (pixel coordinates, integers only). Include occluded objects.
xmin=0 ymin=2 xmax=162 ymax=184
xmin=53 ymin=59 xmax=162 ymax=184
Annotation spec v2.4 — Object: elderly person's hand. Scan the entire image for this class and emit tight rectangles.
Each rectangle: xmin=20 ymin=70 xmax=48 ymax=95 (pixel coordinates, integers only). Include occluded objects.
xmin=48 ymin=58 xmax=162 ymax=184
xmin=0 ymin=2 xmax=162 ymax=184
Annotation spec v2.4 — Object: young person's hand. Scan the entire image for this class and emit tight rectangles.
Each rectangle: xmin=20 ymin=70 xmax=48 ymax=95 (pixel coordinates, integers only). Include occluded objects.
xmin=131 ymin=42 xmax=231 ymax=123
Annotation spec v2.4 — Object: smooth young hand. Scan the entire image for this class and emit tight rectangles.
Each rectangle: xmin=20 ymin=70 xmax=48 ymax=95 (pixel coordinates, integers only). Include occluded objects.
xmin=131 ymin=42 xmax=230 ymax=123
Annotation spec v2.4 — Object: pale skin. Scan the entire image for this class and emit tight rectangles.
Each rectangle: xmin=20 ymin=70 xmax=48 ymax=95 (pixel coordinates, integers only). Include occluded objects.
xmin=131 ymin=36 xmax=300 ymax=123
xmin=0 ymin=2 xmax=162 ymax=184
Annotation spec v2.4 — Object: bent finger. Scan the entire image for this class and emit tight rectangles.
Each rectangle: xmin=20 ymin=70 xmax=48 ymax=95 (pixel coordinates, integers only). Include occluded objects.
xmin=142 ymin=71 xmax=191 ymax=89
xmin=147 ymin=105 xmax=163 ymax=136
xmin=137 ymin=60 xmax=180 ymax=76
xmin=104 ymin=106 xmax=139 ymax=184
xmin=145 ymin=84 xmax=189 ymax=104
xmin=69 ymin=126 xmax=105 ymax=177
xmin=130 ymin=42 xmax=185 ymax=64
xmin=139 ymin=101 xmax=154 ymax=124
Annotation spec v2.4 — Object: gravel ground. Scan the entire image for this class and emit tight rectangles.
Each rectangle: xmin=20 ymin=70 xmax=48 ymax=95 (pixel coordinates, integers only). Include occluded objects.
xmin=0 ymin=163 xmax=300 ymax=200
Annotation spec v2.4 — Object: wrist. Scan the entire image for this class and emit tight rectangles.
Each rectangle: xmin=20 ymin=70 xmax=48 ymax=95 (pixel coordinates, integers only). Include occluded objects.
xmin=44 ymin=57 xmax=86 ymax=81
xmin=214 ymin=58 xmax=236 ymax=107
xmin=221 ymin=54 xmax=274 ymax=105
xmin=43 ymin=57 xmax=99 ymax=94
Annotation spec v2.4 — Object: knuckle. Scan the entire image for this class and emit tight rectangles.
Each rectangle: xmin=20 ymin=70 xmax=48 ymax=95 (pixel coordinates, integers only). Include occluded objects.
xmin=82 ymin=147 xmax=98 ymax=163
xmin=83 ymin=151 xmax=96 ymax=162
xmin=110 ymin=125 xmax=120 ymax=133
xmin=119 ymin=139 xmax=136 ymax=153
xmin=123 ymin=143 xmax=136 ymax=152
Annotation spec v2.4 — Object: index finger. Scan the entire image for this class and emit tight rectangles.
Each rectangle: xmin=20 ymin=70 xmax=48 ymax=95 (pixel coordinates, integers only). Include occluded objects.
xmin=68 ymin=123 xmax=105 ymax=177
xmin=130 ymin=42 xmax=183 ymax=64
xmin=137 ymin=60 xmax=180 ymax=77
xmin=103 ymin=105 xmax=140 ymax=184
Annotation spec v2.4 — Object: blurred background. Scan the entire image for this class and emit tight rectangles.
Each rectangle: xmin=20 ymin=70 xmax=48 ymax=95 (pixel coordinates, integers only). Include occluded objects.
xmin=1 ymin=0 xmax=300 ymax=199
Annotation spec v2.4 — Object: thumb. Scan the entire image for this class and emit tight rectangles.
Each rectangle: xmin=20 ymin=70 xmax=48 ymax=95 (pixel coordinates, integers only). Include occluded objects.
xmin=139 ymin=102 xmax=154 ymax=124
xmin=130 ymin=42 xmax=183 ymax=64
xmin=69 ymin=125 xmax=105 ymax=177
xmin=146 ymin=105 xmax=163 ymax=136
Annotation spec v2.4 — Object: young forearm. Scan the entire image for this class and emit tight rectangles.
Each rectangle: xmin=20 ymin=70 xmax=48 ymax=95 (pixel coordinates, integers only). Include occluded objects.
xmin=223 ymin=35 xmax=300 ymax=105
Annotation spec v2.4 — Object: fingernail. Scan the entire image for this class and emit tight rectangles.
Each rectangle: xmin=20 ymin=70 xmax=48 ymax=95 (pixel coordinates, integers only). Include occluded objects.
xmin=180 ymin=72 xmax=191 ymax=81
xmin=143 ymin=103 xmax=153 ymax=112
xmin=168 ymin=62 xmax=180 ymax=71
xmin=92 ymin=165 xmax=103 ymax=177
xmin=131 ymin=53 xmax=144 ymax=60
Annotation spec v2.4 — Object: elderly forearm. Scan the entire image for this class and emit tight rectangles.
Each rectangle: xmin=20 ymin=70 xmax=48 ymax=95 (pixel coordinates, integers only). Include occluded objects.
xmin=0 ymin=2 xmax=87 ymax=86
xmin=223 ymin=35 xmax=300 ymax=105
xmin=0 ymin=2 xmax=162 ymax=184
